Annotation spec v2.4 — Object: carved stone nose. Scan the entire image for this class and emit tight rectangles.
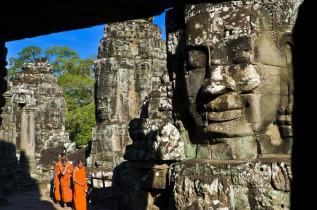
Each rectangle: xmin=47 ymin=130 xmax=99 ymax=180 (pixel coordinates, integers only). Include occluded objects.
xmin=202 ymin=64 xmax=260 ymax=95
xmin=202 ymin=66 xmax=236 ymax=95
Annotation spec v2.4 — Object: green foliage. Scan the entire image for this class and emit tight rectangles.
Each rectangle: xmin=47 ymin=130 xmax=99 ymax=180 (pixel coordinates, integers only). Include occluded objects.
xmin=8 ymin=45 xmax=96 ymax=147
xmin=8 ymin=46 xmax=43 ymax=79
xmin=58 ymin=72 xmax=94 ymax=110
xmin=45 ymin=46 xmax=95 ymax=77
xmin=66 ymin=103 xmax=96 ymax=147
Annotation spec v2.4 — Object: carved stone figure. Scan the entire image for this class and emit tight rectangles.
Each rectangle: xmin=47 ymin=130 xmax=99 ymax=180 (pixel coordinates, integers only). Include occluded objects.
xmin=167 ymin=0 xmax=301 ymax=160
xmin=123 ymin=71 xmax=185 ymax=162
xmin=162 ymin=1 xmax=302 ymax=209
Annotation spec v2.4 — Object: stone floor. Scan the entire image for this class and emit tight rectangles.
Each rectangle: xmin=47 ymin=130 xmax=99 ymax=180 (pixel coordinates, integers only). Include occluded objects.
xmin=1 ymin=187 xmax=113 ymax=210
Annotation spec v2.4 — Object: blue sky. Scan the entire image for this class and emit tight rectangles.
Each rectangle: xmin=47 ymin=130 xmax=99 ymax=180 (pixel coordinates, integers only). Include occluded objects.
xmin=6 ymin=12 xmax=166 ymax=65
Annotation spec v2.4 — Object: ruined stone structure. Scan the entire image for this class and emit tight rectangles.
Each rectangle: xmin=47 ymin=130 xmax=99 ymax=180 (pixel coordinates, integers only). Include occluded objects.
xmin=90 ymin=18 xmax=166 ymax=169
xmin=0 ymin=0 xmax=312 ymax=207
xmin=0 ymin=58 xmax=70 ymax=178
xmin=112 ymin=0 xmax=302 ymax=209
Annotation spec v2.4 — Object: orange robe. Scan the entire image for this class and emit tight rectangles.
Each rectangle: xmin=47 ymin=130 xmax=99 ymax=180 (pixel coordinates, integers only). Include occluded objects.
xmin=54 ymin=161 xmax=62 ymax=201
xmin=59 ymin=163 xmax=73 ymax=203
xmin=73 ymin=166 xmax=88 ymax=210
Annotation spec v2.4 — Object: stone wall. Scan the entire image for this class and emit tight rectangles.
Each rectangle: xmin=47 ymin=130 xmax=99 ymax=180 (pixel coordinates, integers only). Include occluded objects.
xmin=0 ymin=42 xmax=17 ymax=195
xmin=90 ymin=18 xmax=166 ymax=169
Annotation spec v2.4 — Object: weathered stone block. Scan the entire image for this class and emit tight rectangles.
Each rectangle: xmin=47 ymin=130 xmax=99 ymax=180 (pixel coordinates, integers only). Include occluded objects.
xmin=169 ymin=155 xmax=291 ymax=209
xmin=211 ymin=136 xmax=257 ymax=160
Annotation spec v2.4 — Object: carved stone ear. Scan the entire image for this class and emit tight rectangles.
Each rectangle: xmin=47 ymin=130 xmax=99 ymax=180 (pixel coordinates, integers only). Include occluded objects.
xmin=277 ymin=103 xmax=293 ymax=139
xmin=277 ymin=33 xmax=293 ymax=67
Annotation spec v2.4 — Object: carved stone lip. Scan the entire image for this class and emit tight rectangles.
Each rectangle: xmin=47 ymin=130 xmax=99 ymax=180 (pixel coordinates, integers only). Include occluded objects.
xmin=200 ymin=110 xmax=243 ymax=122
xmin=204 ymin=120 xmax=254 ymax=138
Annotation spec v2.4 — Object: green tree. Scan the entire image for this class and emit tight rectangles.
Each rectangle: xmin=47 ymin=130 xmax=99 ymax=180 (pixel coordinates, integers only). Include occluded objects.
xmin=66 ymin=103 xmax=96 ymax=147
xmin=8 ymin=45 xmax=96 ymax=147
xmin=44 ymin=46 xmax=95 ymax=110
xmin=8 ymin=46 xmax=43 ymax=79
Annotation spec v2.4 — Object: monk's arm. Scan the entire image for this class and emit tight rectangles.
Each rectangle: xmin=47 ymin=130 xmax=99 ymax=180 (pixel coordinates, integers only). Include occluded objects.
xmin=67 ymin=165 xmax=73 ymax=174
xmin=73 ymin=166 xmax=84 ymax=187
xmin=61 ymin=165 xmax=68 ymax=175
xmin=53 ymin=169 xmax=56 ymax=185
xmin=53 ymin=163 xmax=58 ymax=185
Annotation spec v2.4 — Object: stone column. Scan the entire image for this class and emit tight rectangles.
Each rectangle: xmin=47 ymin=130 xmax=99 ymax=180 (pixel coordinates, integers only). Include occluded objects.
xmin=20 ymin=107 xmax=36 ymax=158
xmin=20 ymin=107 xmax=37 ymax=175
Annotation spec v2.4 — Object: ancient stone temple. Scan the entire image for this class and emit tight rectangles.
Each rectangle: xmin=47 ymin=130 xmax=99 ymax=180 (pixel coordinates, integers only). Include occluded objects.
xmin=0 ymin=0 xmax=312 ymax=208
xmin=113 ymin=0 xmax=302 ymax=209
xmin=90 ymin=18 xmax=166 ymax=169
xmin=0 ymin=58 xmax=70 ymax=177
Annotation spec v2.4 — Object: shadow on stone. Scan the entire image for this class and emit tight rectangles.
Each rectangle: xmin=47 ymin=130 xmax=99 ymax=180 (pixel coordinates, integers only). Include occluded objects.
xmin=291 ymin=0 xmax=314 ymax=209
xmin=112 ymin=160 xmax=169 ymax=210
xmin=0 ymin=141 xmax=56 ymax=209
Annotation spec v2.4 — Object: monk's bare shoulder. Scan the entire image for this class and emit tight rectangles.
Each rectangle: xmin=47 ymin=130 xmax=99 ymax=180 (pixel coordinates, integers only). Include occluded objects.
xmin=55 ymin=161 xmax=61 ymax=168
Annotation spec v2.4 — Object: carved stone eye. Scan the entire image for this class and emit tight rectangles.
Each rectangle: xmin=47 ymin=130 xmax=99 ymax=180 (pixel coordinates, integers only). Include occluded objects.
xmin=188 ymin=50 xmax=207 ymax=69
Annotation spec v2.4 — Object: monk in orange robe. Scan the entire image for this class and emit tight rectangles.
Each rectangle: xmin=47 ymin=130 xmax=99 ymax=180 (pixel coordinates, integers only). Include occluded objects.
xmin=73 ymin=159 xmax=88 ymax=210
xmin=53 ymin=153 xmax=67 ymax=207
xmin=59 ymin=159 xmax=73 ymax=208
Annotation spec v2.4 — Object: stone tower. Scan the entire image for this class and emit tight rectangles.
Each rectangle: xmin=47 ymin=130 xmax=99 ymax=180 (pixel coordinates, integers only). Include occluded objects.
xmin=90 ymin=18 xmax=166 ymax=169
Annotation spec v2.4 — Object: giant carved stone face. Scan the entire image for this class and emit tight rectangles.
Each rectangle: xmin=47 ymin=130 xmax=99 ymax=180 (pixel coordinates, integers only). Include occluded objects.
xmin=172 ymin=1 xmax=299 ymax=159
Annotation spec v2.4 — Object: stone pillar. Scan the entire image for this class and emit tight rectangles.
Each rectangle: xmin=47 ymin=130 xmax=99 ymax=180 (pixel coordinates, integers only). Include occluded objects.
xmin=20 ymin=107 xmax=36 ymax=158
xmin=20 ymin=107 xmax=38 ymax=175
